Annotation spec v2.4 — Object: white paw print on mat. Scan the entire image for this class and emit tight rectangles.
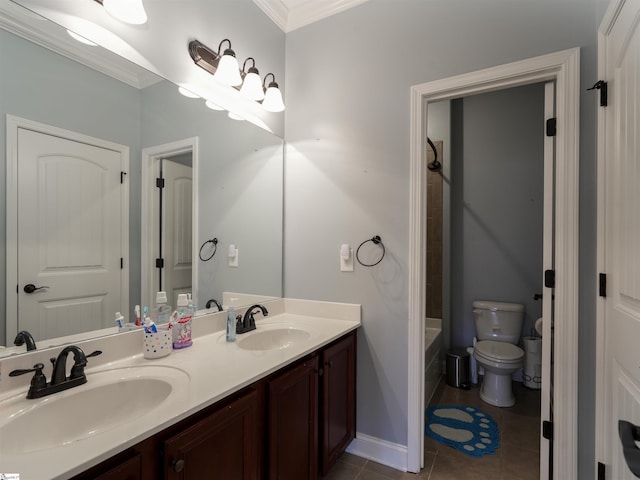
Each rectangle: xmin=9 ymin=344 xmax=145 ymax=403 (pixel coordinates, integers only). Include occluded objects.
xmin=425 ymin=405 xmax=500 ymax=457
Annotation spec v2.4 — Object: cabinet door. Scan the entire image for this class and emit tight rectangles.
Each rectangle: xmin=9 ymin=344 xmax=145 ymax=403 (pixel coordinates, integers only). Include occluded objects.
xmin=320 ymin=332 xmax=356 ymax=475
xmin=164 ymin=389 xmax=258 ymax=480
xmin=267 ymin=356 xmax=319 ymax=480
xmin=93 ymin=454 xmax=142 ymax=480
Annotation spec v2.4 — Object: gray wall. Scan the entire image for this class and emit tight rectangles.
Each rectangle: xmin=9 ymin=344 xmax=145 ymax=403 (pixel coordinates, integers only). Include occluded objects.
xmin=284 ymin=0 xmax=599 ymax=477
xmin=450 ymin=84 xmax=545 ymax=347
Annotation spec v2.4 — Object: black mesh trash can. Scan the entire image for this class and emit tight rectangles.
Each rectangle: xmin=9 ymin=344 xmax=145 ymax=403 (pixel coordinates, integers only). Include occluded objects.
xmin=446 ymin=347 xmax=470 ymax=389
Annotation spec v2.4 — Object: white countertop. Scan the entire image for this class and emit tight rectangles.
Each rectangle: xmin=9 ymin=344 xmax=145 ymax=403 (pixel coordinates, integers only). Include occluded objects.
xmin=0 ymin=298 xmax=361 ymax=479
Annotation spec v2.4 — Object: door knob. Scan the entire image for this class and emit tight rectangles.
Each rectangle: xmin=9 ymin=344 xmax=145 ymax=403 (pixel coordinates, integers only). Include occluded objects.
xmin=619 ymin=420 xmax=640 ymax=477
xmin=23 ymin=284 xmax=49 ymax=294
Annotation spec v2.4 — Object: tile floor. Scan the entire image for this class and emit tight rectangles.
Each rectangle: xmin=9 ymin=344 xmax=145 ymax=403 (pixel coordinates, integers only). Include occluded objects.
xmin=323 ymin=379 xmax=541 ymax=480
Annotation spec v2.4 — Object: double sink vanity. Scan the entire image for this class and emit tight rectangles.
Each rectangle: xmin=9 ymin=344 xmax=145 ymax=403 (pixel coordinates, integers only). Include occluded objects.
xmin=0 ymin=298 xmax=360 ymax=479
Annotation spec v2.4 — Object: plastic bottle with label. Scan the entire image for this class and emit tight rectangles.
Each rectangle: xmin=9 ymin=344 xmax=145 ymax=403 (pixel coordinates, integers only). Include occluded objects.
xmin=173 ymin=293 xmax=193 ymax=349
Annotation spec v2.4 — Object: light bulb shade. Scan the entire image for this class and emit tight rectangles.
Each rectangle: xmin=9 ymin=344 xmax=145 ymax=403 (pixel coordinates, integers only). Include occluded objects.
xmin=240 ymin=71 xmax=265 ymax=101
xmin=262 ymin=85 xmax=285 ymax=112
xmin=205 ymin=100 xmax=225 ymax=111
xmin=103 ymin=0 xmax=148 ymax=25
xmin=213 ymin=53 xmax=242 ymax=87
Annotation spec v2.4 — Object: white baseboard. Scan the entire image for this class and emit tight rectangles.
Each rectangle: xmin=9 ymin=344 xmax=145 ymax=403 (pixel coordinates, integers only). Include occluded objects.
xmin=346 ymin=432 xmax=408 ymax=472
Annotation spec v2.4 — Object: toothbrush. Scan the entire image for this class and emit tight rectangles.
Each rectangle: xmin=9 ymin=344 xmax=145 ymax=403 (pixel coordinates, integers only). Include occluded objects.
xmin=135 ymin=305 xmax=141 ymax=326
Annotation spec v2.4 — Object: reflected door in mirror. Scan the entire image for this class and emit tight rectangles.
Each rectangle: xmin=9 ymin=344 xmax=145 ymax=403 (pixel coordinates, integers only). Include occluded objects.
xmin=15 ymin=125 xmax=128 ymax=341
xmin=159 ymin=157 xmax=192 ymax=307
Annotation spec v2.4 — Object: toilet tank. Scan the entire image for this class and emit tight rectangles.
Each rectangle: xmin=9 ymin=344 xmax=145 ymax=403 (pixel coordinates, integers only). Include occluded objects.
xmin=473 ymin=300 xmax=524 ymax=343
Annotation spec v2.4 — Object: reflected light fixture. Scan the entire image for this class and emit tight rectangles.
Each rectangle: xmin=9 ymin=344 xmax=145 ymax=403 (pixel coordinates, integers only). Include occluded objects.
xmin=67 ymin=29 xmax=97 ymax=46
xmin=205 ymin=100 xmax=225 ymax=111
xmin=239 ymin=58 xmax=265 ymax=101
xmin=262 ymin=73 xmax=285 ymax=112
xmin=100 ymin=0 xmax=148 ymax=25
xmin=178 ymin=86 xmax=200 ymax=98
xmin=228 ymin=112 xmax=245 ymax=121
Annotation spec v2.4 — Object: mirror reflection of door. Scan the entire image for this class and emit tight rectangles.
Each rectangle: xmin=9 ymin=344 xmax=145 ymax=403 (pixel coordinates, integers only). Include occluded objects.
xmin=10 ymin=118 xmax=129 ymax=342
xmin=154 ymin=154 xmax=193 ymax=309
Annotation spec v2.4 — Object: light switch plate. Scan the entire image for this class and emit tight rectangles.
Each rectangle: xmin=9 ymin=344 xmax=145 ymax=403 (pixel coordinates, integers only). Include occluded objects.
xmin=229 ymin=249 xmax=239 ymax=267
xmin=340 ymin=249 xmax=354 ymax=272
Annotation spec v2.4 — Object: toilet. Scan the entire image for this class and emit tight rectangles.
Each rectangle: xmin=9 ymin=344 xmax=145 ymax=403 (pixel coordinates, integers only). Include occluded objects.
xmin=473 ymin=300 xmax=525 ymax=407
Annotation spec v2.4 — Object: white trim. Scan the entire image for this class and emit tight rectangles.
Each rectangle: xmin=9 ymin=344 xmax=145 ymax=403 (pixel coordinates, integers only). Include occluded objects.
xmin=6 ymin=114 xmax=130 ymax=344
xmin=346 ymin=433 xmax=408 ymax=472
xmin=0 ymin=2 xmax=160 ymax=89
xmin=408 ymin=48 xmax=580 ymax=478
xmin=141 ymin=137 xmax=199 ymax=311
xmin=594 ymin=0 xmax=622 ymax=474
xmin=252 ymin=0 xmax=369 ymax=32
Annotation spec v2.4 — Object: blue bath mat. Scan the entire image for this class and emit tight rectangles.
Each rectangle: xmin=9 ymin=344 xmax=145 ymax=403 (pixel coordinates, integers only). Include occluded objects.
xmin=425 ymin=405 xmax=500 ymax=457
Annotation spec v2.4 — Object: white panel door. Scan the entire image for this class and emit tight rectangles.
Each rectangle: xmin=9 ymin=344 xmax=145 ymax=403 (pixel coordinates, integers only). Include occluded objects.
xmin=162 ymin=159 xmax=192 ymax=307
xmin=601 ymin=0 xmax=640 ymax=478
xmin=17 ymin=128 xmax=124 ymax=340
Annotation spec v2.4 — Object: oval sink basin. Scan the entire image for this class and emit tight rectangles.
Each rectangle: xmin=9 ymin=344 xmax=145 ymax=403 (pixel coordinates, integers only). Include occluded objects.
xmin=0 ymin=365 xmax=189 ymax=454
xmin=238 ymin=328 xmax=311 ymax=351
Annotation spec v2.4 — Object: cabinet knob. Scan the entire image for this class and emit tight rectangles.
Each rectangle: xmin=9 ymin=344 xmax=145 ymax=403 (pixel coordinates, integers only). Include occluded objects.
xmin=172 ymin=459 xmax=185 ymax=472
xmin=326 ymin=360 xmax=333 ymax=368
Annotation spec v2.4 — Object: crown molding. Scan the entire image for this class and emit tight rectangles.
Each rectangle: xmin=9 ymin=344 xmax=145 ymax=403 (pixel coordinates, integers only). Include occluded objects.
xmin=253 ymin=0 xmax=369 ymax=33
xmin=0 ymin=1 xmax=160 ymax=89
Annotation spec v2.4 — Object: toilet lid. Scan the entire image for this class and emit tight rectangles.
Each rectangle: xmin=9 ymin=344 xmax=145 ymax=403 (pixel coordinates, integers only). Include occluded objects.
xmin=475 ymin=340 xmax=524 ymax=361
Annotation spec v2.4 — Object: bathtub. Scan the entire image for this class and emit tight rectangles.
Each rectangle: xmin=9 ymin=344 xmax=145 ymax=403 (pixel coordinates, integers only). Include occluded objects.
xmin=424 ymin=318 xmax=443 ymax=407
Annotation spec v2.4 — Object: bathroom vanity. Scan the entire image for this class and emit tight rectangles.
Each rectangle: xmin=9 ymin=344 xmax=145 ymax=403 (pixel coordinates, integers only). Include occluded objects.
xmin=72 ymin=331 xmax=355 ymax=480
xmin=0 ymin=299 xmax=360 ymax=480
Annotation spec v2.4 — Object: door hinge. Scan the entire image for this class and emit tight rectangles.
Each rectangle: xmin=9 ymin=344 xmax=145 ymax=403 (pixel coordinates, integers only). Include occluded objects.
xmin=544 ymin=270 xmax=555 ymax=289
xmin=597 ymin=462 xmax=605 ymax=480
xmin=587 ymin=80 xmax=608 ymax=107
xmin=542 ymin=420 xmax=553 ymax=440
xmin=120 ymin=257 xmax=124 ymax=269
xmin=156 ymin=177 xmax=165 ymax=189
xmin=120 ymin=171 xmax=127 ymax=184
xmin=546 ymin=118 xmax=557 ymax=137
xmin=599 ymin=273 xmax=607 ymax=298
xmin=156 ymin=258 xmax=164 ymax=268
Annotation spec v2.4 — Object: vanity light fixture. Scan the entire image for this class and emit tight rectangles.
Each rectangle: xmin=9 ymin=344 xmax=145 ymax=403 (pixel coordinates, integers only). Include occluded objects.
xmin=262 ymin=73 xmax=285 ymax=112
xmin=213 ymin=39 xmax=242 ymax=87
xmin=239 ymin=58 xmax=265 ymax=101
xmin=97 ymin=0 xmax=148 ymax=25
xmin=188 ymin=39 xmax=285 ymax=112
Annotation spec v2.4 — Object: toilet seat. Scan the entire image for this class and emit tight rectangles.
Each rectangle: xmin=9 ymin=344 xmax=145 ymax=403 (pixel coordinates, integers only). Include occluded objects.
xmin=475 ymin=340 xmax=524 ymax=363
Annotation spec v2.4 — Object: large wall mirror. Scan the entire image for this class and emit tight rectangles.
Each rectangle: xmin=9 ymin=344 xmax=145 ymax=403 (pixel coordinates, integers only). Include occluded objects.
xmin=0 ymin=2 xmax=283 ymax=356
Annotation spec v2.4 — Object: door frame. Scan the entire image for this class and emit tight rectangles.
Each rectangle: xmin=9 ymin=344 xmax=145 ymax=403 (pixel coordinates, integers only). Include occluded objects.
xmin=408 ymin=48 xmax=580 ymax=478
xmin=5 ymin=114 xmax=130 ymax=343
xmin=141 ymin=137 xmax=199 ymax=311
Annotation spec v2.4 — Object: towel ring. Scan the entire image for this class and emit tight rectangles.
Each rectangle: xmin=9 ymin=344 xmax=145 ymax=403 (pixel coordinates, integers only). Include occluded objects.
xmin=356 ymin=235 xmax=386 ymax=267
xmin=199 ymin=237 xmax=218 ymax=261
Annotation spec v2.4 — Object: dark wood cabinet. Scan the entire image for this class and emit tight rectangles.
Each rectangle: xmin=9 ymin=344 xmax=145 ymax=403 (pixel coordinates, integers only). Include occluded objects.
xmin=164 ymin=388 xmax=259 ymax=480
xmin=267 ymin=355 xmax=319 ymax=480
xmin=71 ymin=450 xmax=142 ymax=480
xmin=266 ymin=331 xmax=357 ymax=479
xmin=320 ymin=332 xmax=356 ymax=475
xmin=71 ymin=330 xmax=357 ymax=480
